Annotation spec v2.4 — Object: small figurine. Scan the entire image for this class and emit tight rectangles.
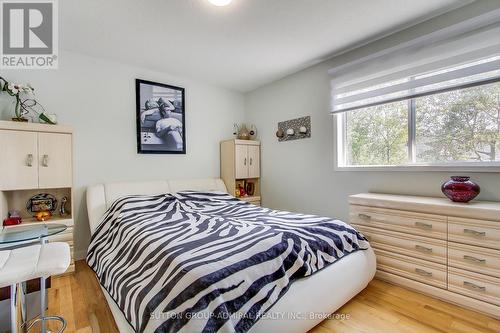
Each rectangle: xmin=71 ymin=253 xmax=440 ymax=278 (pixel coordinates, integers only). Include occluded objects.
xmin=60 ymin=196 xmax=68 ymax=216
xmin=238 ymin=184 xmax=247 ymax=197
xmin=35 ymin=211 xmax=51 ymax=221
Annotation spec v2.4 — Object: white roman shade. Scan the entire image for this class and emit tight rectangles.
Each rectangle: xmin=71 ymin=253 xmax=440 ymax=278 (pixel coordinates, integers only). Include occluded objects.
xmin=330 ymin=10 xmax=500 ymax=114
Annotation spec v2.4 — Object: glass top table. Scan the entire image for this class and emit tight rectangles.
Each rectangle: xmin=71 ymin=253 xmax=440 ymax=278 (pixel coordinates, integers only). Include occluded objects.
xmin=0 ymin=223 xmax=67 ymax=245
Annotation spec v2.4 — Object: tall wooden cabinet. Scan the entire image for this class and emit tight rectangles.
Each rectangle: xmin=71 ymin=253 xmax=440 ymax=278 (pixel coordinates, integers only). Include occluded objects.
xmin=221 ymin=139 xmax=261 ymax=205
xmin=0 ymin=121 xmax=75 ymax=274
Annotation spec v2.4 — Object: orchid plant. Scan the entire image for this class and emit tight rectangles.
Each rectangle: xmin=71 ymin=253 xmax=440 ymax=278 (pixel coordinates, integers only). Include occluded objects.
xmin=0 ymin=76 xmax=34 ymax=120
xmin=0 ymin=76 xmax=55 ymax=124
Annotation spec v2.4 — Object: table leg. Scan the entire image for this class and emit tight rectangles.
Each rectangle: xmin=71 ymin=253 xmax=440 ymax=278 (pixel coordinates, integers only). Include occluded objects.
xmin=40 ymin=276 xmax=46 ymax=333
xmin=40 ymin=238 xmax=48 ymax=333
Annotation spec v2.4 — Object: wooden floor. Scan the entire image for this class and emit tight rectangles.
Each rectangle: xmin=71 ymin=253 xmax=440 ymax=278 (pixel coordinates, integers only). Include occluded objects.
xmin=42 ymin=261 xmax=500 ymax=333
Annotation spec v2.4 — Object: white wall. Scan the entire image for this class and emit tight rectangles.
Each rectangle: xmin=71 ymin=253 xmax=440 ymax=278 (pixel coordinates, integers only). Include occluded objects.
xmin=0 ymin=51 xmax=245 ymax=258
xmin=245 ymin=1 xmax=500 ymax=221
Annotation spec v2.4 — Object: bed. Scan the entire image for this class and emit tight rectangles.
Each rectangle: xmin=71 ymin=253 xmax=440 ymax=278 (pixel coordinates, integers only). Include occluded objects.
xmin=86 ymin=178 xmax=376 ymax=333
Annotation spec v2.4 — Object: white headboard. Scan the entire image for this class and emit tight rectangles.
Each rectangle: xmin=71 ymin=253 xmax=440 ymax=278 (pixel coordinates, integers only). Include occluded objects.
xmin=86 ymin=178 xmax=227 ymax=235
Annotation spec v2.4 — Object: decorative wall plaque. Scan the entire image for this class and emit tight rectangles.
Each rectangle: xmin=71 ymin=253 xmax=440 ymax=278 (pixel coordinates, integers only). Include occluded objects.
xmin=276 ymin=116 xmax=311 ymax=142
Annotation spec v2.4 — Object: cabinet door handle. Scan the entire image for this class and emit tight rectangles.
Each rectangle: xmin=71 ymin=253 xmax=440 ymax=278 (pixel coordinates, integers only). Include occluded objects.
xmin=42 ymin=154 xmax=49 ymax=167
xmin=463 ymin=229 xmax=486 ymax=237
xmin=415 ymin=268 xmax=433 ymax=277
xmin=249 ymin=158 xmax=253 ymax=165
xmin=244 ymin=158 xmax=247 ymax=166
xmin=415 ymin=245 xmax=433 ymax=253
xmin=358 ymin=213 xmax=371 ymax=220
xmin=415 ymin=222 xmax=433 ymax=230
xmin=26 ymin=154 xmax=33 ymax=167
xmin=463 ymin=255 xmax=486 ymax=264
xmin=463 ymin=281 xmax=486 ymax=292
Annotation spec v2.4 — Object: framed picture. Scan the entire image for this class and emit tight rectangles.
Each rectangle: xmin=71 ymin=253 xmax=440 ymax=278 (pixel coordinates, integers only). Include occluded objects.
xmin=135 ymin=79 xmax=186 ymax=154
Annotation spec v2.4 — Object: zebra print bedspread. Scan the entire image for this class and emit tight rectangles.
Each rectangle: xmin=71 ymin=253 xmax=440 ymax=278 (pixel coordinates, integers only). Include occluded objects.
xmin=87 ymin=191 xmax=369 ymax=333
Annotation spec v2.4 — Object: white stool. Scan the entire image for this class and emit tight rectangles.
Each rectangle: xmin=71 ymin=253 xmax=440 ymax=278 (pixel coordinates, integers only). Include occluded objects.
xmin=0 ymin=242 xmax=71 ymax=333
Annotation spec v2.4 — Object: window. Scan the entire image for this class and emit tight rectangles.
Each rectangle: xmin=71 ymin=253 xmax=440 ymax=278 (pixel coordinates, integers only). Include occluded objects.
xmin=331 ymin=16 xmax=500 ymax=170
xmin=340 ymin=81 xmax=500 ymax=168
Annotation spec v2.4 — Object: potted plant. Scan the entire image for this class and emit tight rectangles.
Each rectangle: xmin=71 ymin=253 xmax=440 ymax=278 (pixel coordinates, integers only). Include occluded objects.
xmin=0 ymin=76 xmax=34 ymax=121
xmin=0 ymin=76 xmax=56 ymax=124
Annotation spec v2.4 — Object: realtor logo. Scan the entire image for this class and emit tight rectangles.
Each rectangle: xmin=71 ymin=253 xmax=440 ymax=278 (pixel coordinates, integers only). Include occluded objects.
xmin=1 ymin=0 xmax=58 ymax=68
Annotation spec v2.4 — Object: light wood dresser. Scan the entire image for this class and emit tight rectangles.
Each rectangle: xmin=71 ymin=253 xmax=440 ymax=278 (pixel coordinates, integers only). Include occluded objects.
xmin=220 ymin=139 xmax=261 ymax=205
xmin=0 ymin=121 xmax=75 ymax=274
xmin=349 ymin=193 xmax=500 ymax=319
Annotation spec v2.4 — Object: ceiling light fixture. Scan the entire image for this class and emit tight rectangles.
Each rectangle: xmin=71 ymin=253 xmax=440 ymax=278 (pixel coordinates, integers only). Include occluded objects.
xmin=208 ymin=0 xmax=232 ymax=6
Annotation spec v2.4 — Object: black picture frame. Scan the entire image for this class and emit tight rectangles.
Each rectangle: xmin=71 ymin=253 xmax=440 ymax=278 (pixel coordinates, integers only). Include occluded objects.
xmin=135 ymin=79 xmax=186 ymax=154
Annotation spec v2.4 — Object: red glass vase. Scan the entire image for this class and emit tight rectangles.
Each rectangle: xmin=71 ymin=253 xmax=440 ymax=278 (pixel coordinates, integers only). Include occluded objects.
xmin=441 ymin=176 xmax=480 ymax=203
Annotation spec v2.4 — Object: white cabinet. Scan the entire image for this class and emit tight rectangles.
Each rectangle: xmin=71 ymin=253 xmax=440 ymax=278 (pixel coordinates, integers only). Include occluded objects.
xmin=0 ymin=121 xmax=74 ymax=274
xmin=0 ymin=130 xmax=38 ymax=190
xmin=38 ymin=133 xmax=72 ymax=188
xmin=221 ymin=139 xmax=261 ymax=205
xmin=0 ymin=127 xmax=72 ymax=190
xmin=232 ymin=143 xmax=260 ymax=180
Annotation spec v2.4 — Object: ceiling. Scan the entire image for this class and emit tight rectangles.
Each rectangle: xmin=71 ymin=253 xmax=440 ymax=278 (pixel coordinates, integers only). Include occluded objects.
xmin=61 ymin=0 xmax=468 ymax=92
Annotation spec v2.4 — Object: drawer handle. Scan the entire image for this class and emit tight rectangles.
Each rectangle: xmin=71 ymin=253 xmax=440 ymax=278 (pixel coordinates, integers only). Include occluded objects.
xmin=463 ymin=281 xmax=486 ymax=292
xmin=415 ymin=268 xmax=433 ymax=277
xmin=42 ymin=154 xmax=49 ymax=167
xmin=26 ymin=154 xmax=33 ymax=167
xmin=249 ymin=158 xmax=253 ymax=165
xmin=463 ymin=229 xmax=486 ymax=237
xmin=415 ymin=245 xmax=433 ymax=253
xmin=463 ymin=255 xmax=486 ymax=264
xmin=415 ymin=222 xmax=433 ymax=230
xmin=244 ymin=158 xmax=247 ymax=166
xmin=358 ymin=214 xmax=371 ymax=220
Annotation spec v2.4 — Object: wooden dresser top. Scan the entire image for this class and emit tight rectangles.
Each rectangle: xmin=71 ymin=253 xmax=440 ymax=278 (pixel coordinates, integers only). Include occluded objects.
xmin=350 ymin=193 xmax=500 ymax=222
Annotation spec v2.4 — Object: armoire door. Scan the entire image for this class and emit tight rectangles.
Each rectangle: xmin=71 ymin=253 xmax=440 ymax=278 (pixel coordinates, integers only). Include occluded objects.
xmin=0 ymin=130 xmax=39 ymax=190
xmin=247 ymin=145 xmax=260 ymax=178
xmin=38 ymin=133 xmax=73 ymax=188
xmin=235 ymin=144 xmax=249 ymax=179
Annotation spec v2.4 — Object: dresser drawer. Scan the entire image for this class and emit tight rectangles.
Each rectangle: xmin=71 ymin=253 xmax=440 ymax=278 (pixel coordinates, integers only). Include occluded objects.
xmin=350 ymin=205 xmax=446 ymax=240
xmin=375 ymin=248 xmax=447 ymax=289
xmin=448 ymin=217 xmax=500 ymax=250
xmin=449 ymin=268 xmax=500 ymax=306
xmin=449 ymin=242 xmax=500 ymax=278
xmin=356 ymin=225 xmax=446 ymax=264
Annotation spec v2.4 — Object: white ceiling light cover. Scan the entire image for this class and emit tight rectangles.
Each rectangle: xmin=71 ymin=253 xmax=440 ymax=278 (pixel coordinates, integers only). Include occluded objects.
xmin=208 ymin=0 xmax=232 ymax=6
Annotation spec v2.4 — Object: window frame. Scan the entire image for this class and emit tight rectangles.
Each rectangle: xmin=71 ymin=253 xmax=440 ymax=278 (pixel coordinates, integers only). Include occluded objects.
xmin=334 ymin=94 xmax=500 ymax=172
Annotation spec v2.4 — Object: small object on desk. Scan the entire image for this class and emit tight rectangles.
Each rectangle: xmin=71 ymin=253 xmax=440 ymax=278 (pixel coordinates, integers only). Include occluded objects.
xmin=60 ymin=196 xmax=68 ymax=216
xmin=246 ymin=182 xmax=255 ymax=196
xmin=237 ymin=184 xmax=247 ymax=197
xmin=3 ymin=216 xmax=22 ymax=226
xmin=27 ymin=193 xmax=57 ymax=214
xmin=8 ymin=210 xmax=21 ymax=218
xmin=35 ymin=211 xmax=52 ymax=222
